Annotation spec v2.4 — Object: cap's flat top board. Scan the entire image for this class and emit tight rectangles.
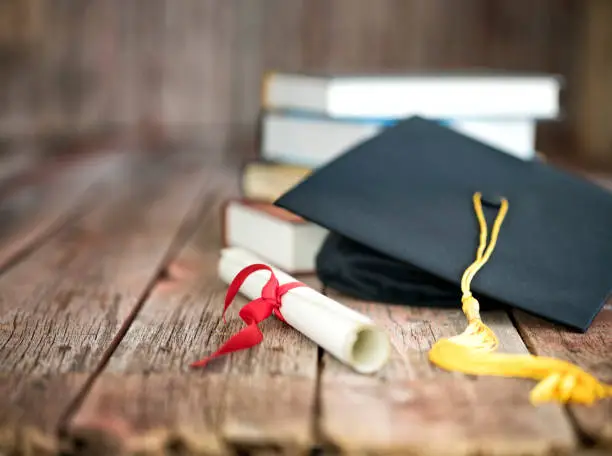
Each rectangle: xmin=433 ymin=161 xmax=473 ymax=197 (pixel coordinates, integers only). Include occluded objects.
xmin=275 ymin=117 xmax=612 ymax=331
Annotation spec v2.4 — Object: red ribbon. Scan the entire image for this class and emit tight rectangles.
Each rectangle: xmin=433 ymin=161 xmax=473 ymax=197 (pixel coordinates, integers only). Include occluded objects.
xmin=190 ymin=263 xmax=304 ymax=368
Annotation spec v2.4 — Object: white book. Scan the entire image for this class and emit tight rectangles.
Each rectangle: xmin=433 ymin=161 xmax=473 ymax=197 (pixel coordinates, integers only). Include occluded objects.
xmin=261 ymin=111 xmax=537 ymax=167
xmin=263 ymin=71 xmax=562 ymax=120
xmin=223 ymin=199 xmax=328 ymax=273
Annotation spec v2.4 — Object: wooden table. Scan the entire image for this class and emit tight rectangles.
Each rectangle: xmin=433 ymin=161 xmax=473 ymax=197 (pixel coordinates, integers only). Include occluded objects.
xmin=0 ymin=150 xmax=610 ymax=456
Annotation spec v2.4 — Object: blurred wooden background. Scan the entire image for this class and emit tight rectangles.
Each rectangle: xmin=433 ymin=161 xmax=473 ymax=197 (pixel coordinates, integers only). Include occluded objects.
xmin=0 ymin=0 xmax=610 ymax=170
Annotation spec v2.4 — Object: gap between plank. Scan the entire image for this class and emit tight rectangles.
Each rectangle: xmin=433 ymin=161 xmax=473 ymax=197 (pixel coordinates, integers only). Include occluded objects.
xmin=312 ymin=285 xmax=340 ymax=456
xmin=312 ymin=286 xmax=326 ymax=454
xmin=309 ymin=346 xmax=328 ymax=456
xmin=0 ymin=183 xmax=103 ymax=277
xmin=54 ymin=181 xmax=218 ymax=441
xmin=507 ymin=310 xmax=600 ymax=449
xmin=0 ymin=151 xmax=131 ymax=275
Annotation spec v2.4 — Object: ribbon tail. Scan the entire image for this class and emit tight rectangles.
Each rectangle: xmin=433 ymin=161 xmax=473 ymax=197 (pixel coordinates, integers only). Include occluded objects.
xmin=190 ymin=323 xmax=264 ymax=368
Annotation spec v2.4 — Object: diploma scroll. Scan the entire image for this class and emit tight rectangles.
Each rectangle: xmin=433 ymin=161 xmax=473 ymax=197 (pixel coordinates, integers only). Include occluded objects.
xmin=218 ymin=247 xmax=391 ymax=374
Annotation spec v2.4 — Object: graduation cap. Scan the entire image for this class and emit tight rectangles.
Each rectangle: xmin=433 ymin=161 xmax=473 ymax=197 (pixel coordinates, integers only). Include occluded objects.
xmin=274 ymin=116 xmax=612 ymax=405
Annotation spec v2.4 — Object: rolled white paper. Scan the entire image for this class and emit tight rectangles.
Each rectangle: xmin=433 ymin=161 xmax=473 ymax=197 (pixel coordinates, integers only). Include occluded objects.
xmin=218 ymin=246 xmax=391 ymax=374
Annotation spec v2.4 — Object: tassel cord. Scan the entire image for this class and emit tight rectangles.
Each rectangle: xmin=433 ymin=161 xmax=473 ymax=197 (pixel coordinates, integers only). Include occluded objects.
xmin=428 ymin=192 xmax=612 ymax=405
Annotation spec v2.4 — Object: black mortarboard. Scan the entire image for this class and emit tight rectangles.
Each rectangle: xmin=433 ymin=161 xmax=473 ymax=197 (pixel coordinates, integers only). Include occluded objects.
xmin=274 ymin=116 xmax=612 ymax=332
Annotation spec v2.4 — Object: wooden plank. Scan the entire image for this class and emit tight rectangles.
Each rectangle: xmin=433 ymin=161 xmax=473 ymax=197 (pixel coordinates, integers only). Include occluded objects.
xmin=0 ymin=152 xmax=128 ymax=272
xmin=573 ymin=0 xmax=612 ymax=165
xmin=0 ymin=373 xmax=87 ymax=455
xmin=574 ymin=449 xmax=612 ymax=456
xmin=0 ymin=157 xmax=213 ymax=454
xmin=318 ymin=292 xmax=578 ymax=455
xmin=0 ymin=144 xmax=38 ymax=186
xmin=513 ymin=302 xmax=612 ymax=449
xmin=64 ymin=165 xmax=320 ymax=455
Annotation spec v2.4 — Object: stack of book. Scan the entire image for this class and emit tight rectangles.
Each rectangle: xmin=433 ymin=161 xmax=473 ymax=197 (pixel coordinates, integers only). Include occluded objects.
xmin=224 ymin=71 xmax=563 ymax=274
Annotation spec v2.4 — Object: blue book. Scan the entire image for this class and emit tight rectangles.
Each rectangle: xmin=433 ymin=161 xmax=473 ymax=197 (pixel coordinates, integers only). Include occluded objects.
xmin=260 ymin=109 xmax=537 ymax=167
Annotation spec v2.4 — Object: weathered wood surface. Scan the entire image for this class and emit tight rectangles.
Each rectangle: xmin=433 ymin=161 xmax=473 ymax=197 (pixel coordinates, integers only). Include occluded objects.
xmin=514 ymin=302 xmax=612 ymax=449
xmin=573 ymin=0 xmax=612 ymax=164
xmin=0 ymin=146 xmax=37 ymax=186
xmin=65 ymin=165 xmax=320 ymax=455
xmin=318 ymin=291 xmax=577 ymax=456
xmin=576 ymin=450 xmax=612 ymax=456
xmin=0 ymin=153 xmax=127 ymax=272
xmin=0 ymin=153 xmax=609 ymax=455
xmin=0 ymin=156 xmax=214 ymax=454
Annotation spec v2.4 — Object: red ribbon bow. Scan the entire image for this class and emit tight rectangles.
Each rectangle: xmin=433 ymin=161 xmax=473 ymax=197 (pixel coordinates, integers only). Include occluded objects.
xmin=190 ymin=263 xmax=304 ymax=368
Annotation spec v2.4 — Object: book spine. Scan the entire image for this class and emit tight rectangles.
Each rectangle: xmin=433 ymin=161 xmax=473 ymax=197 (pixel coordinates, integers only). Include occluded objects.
xmin=260 ymin=71 xmax=276 ymax=110
xmin=241 ymin=162 xmax=312 ymax=202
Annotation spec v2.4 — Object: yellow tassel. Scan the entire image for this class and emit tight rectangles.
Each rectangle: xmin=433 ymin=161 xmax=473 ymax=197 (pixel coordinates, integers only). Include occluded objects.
xmin=428 ymin=192 xmax=612 ymax=406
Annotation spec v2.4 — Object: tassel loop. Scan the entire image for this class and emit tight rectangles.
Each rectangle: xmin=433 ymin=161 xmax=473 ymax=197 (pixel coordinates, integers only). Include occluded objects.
xmin=461 ymin=294 xmax=481 ymax=322
xmin=448 ymin=294 xmax=498 ymax=352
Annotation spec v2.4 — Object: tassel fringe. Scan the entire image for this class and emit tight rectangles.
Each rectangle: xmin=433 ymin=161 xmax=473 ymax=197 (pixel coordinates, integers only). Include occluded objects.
xmin=427 ymin=193 xmax=612 ymax=406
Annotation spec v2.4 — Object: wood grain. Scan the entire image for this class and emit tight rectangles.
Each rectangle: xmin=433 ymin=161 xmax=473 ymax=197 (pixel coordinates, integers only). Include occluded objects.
xmin=0 ymin=374 xmax=87 ymax=456
xmin=0 ymin=157 xmax=213 ymax=454
xmin=573 ymin=0 xmax=612 ymax=164
xmin=318 ymin=293 xmax=577 ymax=456
xmin=0 ymin=0 xmax=594 ymax=162
xmin=65 ymin=165 xmax=320 ymax=455
xmin=514 ymin=303 xmax=612 ymax=449
xmin=0 ymin=152 xmax=128 ymax=272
